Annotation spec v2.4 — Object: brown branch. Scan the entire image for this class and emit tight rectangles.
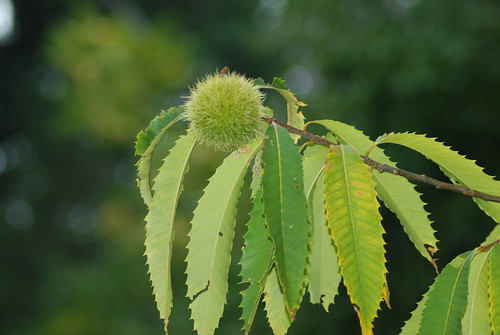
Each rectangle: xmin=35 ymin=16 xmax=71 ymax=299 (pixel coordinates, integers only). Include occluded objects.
xmin=264 ymin=117 xmax=500 ymax=203
xmin=478 ymin=239 xmax=500 ymax=252
xmin=265 ymin=117 xmax=333 ymax=147
xmin=362 ymin=157 xmax=500 ymax=202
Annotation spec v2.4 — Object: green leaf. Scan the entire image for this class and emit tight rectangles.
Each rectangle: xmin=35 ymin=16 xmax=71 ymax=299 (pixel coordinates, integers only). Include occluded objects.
xmin=462 ymin=251 xmax=492 ymax=335
xmin=311 ymin=120 xmax=438 ymax=267
xmin=239 ymin=188 xmax=274 ymax=334
xmin=490 ymin=243 xmax=500 ymax=333
xmin=263 ymin=266 xmax=292 ymax=335
xmin=419 ymin=250 xmax=476 ymax=335
xmin=399 ymin=285 xmax=432 ymax=335
xmin=262 ymin=123 xmax=309 ymax=317
xmin=253 ymin=77 xmax=266 ymax=86
xmin=403 ymin=248 xmax=494 ymax=335
xmin=484 ymin=224 xmax=500 ymax=245
xmin=256 ymin=79 xmax=306 ymax=143
xmin=303 ymin=144 xmax=340 ymax=311
xmin=144 ymin=132 xmax=196 ymax=328
xmin=324 ymin=144 xmax=386 ymax=334
xmin=309 ymin=171 xmax=341 ymax=311
xmin=136 ymin=107 xmax=184 ymax=205
xmin=250 ymin=150 xmax=263 ymax=195
xmin=374 ymin=132 xmax=500 ymax=223
xmin=186 ymin=138 xmax=263 ymax=335
xmin=271 ymin=77 xmax=287 ymax=90
xmin=303 ymin=143 xmax=329 ymax=197
xmin=135 ymin=107 xmax=184 ymax=156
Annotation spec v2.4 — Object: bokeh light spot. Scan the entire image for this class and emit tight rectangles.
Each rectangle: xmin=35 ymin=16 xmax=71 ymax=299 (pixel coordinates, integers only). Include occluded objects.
xmin=284 ymin=65 xmax=315 ymax=96
xmin=6 ymin=199 xmax=34 ymax=229
xmin=0 ymin=0 xmax=14 ymax=44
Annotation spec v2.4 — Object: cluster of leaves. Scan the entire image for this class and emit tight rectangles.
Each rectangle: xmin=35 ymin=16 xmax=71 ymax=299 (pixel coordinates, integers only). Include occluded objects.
xmin=135 ymin=78 xmax=500 ymax=334
xmin=401 ymin=240 xmax=500 ymax=335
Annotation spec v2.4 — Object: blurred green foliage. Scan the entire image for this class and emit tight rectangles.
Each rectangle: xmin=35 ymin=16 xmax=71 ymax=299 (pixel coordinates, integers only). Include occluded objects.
xmin=0 ymin=0 xmax=499 ymax=334
xmin=45 ymin=7 xmax=193 ymax=143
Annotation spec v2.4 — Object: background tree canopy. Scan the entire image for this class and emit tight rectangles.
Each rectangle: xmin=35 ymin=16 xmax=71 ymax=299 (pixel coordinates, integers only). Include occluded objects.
xmin=0 ymin=0 xmax=499 ymax=334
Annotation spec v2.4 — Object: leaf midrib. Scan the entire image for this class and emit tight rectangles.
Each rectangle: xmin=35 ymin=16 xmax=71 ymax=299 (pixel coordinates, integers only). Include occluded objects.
xmin=274 ymin=125 xmax=291 ymax=298
xmin=463 ymin=252 xmax=488 ymax=334
xmin=340 ymin=147 xmax=363 ymax=306
xmin=443 ymin=252 xmax=474 ymax=334
xmin=201 ymin=146 xmax=260 ymax=301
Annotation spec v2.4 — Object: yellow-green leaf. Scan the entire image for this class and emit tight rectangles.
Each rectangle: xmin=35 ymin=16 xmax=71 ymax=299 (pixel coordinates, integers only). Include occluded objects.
xmin=263 ymin=266 xmax=292 ymax=335
xmin=324 ymin=144 xmax=386 ymax=334
xmin=186 ymin=138 xmax=263 ymax=335
xmin=309 ymin=171 xmax=340 ymax=311
xmin=144 ymin=132 xmax=196 ymax=329
xmin=303 ymin=143 xmax=329 ymax=198
xmin=311 ymin=120 xmax=437 ymax=266
xmin=303 ymin=143 xmax=340 ymax=311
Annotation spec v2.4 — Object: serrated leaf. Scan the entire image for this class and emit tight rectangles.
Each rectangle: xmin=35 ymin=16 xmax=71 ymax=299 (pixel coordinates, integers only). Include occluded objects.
xmin=375 ymin=132 xmax=500 ymax=223
xmin=135 ymin=107 xmax=184 ymax=156
xmin=462 ymin=251 xmax=491 ymax=335
xmin=186 ymin=138 xmax=263 ymax=335
xmin=382 ymin=282 xmax=391 ymax=309
xmin=419 ymin=250 xmax=476 ymax=335
xmin=263 ymin=266 xmax=292 ymax=335
xmin=144 ymin=132 xmax=196 ymax=329
xmin=309 ymin=172 xmax=341 ymax=311
xmin=400 ymin=249 xmax=474 ymax=335
xmin=324 ymin=144 xmax=386 ymax=335
xmin=399 ymin=284 xmax=432 ymax=335
xmin=303 ymin=144 xmax=340 ymax=310
xmin=239 ymin=187 xmax=273 ymax=334
xmin=311 ymin=120 xmax=438 ymax=266
xmin=136 ymin=107 xmax=184 ymax=205
xmin=262 ymin=123 xmax=309 ymax=317
xmin=253 ymin=77 xmax=266 ymax=86
xmin=271 ymin=77 xmax=287 ymax=90
xmin=250 ymin=150 xmax=263 ymax=195
xmin=256 ymin=79 xmax=306 ymax=143
xmin=490 ymin=243 xmax=500 ymax=333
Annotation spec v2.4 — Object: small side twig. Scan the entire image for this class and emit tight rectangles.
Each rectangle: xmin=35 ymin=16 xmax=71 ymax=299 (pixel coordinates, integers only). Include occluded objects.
xmin=478 ymin=239 xmax=500 ymax=252
xmin=264 ymin=116 xmax=500 ymax=203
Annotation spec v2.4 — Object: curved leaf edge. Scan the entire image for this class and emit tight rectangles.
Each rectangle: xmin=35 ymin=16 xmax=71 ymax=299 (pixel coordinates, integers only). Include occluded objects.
xmin=372 ymin=132 xmax=500 ymax=224
xmin=184 ymin=139 xmax=264 ymax=335
xmin=136 ymin=107 xmax=185 ymax=205
xmin=143 ymin=132 xmax=197 ymax=329
xmin=307 ymin=120 xmax=438 ymax=267
xmin=262 ymin=123 xmax=310 ymax=318
xmin=238 ymin=185 xmax=274 ymax=334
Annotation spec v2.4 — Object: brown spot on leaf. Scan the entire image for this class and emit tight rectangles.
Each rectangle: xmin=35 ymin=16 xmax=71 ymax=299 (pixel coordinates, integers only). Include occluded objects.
xmin=352 ymin=304 xmax=360 ymax=313
xmin=354 ymin=190 xmax=365 ymax=197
